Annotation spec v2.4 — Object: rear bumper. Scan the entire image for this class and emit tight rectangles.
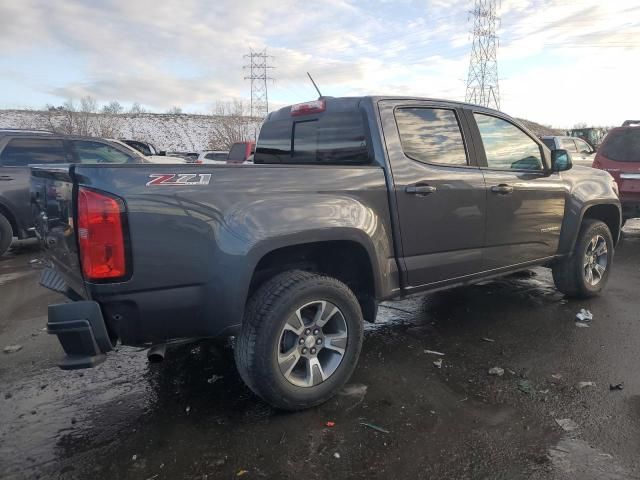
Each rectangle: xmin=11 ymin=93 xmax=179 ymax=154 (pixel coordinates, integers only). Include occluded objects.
xmin=47 ymin=301 xmax=115 ymax=369
xmin=41 ymin=268 xmax=241 ymax=367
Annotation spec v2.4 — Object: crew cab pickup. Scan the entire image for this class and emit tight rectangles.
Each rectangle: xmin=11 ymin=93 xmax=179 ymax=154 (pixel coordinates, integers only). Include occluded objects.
xmin=32 ymin=97 xmax=621 ymax=410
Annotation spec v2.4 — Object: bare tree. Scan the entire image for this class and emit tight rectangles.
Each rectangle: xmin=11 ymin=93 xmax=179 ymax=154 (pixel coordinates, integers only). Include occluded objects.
xmin=129 ymin=102 xmax=146 ymax=114
xmin=166 ymin=106 xmax=183 ymax=114
xmin=102 ymin=100 xmax=123 ymax=115
xmin=208 ymin=100 xmax=256 ymax=150
xmin=76 ymin=96 xmax=97 ymax=136
xmin=96 ymin=100 xmax=124 ymax=138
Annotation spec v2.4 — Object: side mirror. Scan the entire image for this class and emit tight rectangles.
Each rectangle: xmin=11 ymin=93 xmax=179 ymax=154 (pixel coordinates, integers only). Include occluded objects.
xmin=159 ymin=151 xmax=166 ymax=156
xmin=551 ymin=149 xmax=573 ymax=172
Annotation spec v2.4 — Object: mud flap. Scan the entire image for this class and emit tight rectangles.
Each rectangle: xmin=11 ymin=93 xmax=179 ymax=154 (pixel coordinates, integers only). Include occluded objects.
xmin=47 ymin=301 xmax=114 ymax=370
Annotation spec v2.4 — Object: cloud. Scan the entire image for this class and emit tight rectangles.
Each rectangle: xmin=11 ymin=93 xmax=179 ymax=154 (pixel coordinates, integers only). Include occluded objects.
xmin=0 ymin=0 xmax=638 ymax=126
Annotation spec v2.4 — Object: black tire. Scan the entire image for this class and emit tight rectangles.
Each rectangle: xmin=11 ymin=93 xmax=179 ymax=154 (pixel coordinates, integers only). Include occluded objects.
xmin=235 ymin=270 xmax=364 ymax=410
xmin=552 ymin=219 xmax=614 ymax=298
xmin=0 ymin=213 xmax=13 ymax=257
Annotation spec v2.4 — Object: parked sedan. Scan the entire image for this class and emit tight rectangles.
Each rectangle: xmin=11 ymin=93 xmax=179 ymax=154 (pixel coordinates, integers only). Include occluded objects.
xmin=541 ymin=136 xmax=596 ymax=167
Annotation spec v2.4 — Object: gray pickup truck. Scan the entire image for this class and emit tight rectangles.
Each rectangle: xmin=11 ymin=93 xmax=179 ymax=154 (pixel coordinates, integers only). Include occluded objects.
xmin=32 ymin=96 xmax=621 ymax=410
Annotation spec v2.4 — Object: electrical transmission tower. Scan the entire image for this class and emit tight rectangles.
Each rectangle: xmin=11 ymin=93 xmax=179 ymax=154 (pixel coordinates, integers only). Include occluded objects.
xmin=244 ymin=49 xmax=274 ymax=118
xmin=465 ymin=0 xmax=500 ymax=110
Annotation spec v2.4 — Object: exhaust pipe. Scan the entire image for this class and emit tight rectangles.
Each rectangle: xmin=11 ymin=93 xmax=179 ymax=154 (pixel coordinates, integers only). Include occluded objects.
xmin=147 ymin=344 xmax=166 ymax=363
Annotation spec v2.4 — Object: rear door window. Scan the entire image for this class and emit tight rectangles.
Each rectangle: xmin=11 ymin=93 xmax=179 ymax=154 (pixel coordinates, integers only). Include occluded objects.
xmin=0 ymin=138 xmax=67 ymax=166
xmin=72 ymin=140 xmax=136 ymax=164
xmin=395 ymin=108 xmax=468 ymax=166
xmin=601 ymin=129 xmax=640 ymax=162
xmin=474 ymin=114 xmax=543 ymax=171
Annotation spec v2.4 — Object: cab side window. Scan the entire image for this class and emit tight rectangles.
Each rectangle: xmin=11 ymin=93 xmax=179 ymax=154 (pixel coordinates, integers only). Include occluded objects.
xmin=474 ymin=114 xmax=543 ymax=171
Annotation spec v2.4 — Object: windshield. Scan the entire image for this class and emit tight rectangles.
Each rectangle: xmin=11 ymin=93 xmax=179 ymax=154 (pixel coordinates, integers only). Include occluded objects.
xmin=600 ymin=129 xmax=640 ymax=162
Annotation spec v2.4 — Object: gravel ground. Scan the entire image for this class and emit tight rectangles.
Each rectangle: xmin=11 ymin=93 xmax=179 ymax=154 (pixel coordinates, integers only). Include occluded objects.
xmin=1 ymin=222 xmax=640 ymax=479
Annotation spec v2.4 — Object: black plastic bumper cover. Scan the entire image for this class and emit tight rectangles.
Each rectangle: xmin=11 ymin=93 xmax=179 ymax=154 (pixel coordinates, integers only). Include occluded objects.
xmin=47 ymin=301 xmax=115 ymax=370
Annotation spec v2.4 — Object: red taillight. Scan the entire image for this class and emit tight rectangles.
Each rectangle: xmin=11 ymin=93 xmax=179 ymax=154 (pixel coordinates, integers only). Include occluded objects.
xmin=290 ymin=100 xmax=326 ymax=116
xmin=196 ymin=159 xmax=203 ymax=164
xmin=77 ymin=187 xmax=127 ymax=281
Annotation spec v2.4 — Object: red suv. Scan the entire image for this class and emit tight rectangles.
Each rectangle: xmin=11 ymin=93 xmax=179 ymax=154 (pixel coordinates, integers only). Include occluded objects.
xmin=593 ymin=121 xmax=640 ymax=222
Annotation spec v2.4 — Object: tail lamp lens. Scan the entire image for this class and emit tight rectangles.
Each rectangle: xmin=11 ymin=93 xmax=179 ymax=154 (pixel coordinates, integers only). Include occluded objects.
xmin=77 ymin=187 xmax=127 ymax=280
xmin=290 ymin=100 xmax=326 ymax=116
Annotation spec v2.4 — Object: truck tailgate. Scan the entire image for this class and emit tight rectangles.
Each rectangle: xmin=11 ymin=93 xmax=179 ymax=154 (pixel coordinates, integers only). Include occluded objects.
xmin=31 ymin=165 xmax=86 ymax=297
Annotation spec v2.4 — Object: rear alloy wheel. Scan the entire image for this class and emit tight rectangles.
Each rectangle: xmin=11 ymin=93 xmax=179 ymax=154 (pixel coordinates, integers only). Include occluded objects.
xmin=0 ymin=213 xmax=13 ymax=257
xmin=277 ymin=300 xmax=348 ymax=388
xmin=552 ymin=219 xmax=614 ymax=298
xmin=235 ymin=270 xmax=364 ymax=410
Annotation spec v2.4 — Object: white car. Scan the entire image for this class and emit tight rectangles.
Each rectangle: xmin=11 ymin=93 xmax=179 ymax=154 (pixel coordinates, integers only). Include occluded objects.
xmin=111 ymin=140 xmax=186 ymax=164
xmin=195 ymin=150 xmax=229 ymax=164
xmin=541 ymin=136 xmax=596 ymax=167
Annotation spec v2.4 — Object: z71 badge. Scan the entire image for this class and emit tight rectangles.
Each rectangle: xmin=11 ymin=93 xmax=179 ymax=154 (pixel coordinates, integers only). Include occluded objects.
xmin=146 ymin=173 xmax=212 ymax=186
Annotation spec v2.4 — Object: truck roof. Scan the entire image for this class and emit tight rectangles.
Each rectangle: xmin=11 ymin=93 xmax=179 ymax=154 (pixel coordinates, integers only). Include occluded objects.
xmin=265 ymin=96 xmax=506 ymax=121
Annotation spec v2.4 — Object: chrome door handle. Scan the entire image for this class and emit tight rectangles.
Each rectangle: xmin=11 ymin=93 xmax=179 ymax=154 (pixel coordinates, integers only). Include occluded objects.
xmin=0 ymin=175 xmax=13 ymax=181
xmin=491 ymin=184 xmax=514 ymax=195
xmin=405 ymin=184 xmax=437 ymax=195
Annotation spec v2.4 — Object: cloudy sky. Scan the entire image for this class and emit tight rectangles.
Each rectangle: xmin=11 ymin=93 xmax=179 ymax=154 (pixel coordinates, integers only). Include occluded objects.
xmin=0 ymin=0 xmax=638 ymax=127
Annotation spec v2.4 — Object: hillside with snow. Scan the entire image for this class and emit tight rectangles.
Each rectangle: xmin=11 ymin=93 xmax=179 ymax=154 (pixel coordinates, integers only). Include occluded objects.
xmin=0 ymin=110 xmax=260 ymax=151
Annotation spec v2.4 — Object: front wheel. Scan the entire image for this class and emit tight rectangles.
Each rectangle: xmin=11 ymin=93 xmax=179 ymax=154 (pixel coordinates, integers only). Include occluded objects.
xmin=235 ymin=270 xmax=364 ymax=410
xmin=552 ymin=219 xmax=614 ymax=298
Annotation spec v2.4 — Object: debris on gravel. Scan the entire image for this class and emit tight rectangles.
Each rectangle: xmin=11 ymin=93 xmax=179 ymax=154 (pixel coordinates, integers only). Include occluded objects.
xmin=555 ymin=418 xmax=579 ymax=432
xmin=361 ymin=422 xmax=390 ymax=434
xmin=3 ymin=345 xmax=22 ymax=354
xmin=424 ymin=349 xmax=445 ymax=356
xmin=488 ymin=367 xmax=505 ymax=376
xmin=517 ymin=379 xmax=534 ymax=395
xmin=576 ymin=381 xmax=596 ymax=389
xmin=576 ymin=309 xmax=593 ymax=322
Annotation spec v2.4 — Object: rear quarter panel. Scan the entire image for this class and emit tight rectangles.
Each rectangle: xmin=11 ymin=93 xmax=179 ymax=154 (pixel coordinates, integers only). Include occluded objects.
xmin=74 ymin=164 xmax=395 ymax=344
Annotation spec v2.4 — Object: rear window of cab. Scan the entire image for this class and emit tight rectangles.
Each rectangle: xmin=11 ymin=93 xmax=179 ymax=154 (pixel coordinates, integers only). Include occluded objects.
xmin=255 ymin=109 xmax=369 ymax=165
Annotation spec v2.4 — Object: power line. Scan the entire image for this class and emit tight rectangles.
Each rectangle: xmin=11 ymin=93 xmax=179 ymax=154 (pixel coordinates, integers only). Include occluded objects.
xmin=465 ymin=0 xmax=501 ymax=110
xmin=244 ymin=48 xmax=274 ymax=118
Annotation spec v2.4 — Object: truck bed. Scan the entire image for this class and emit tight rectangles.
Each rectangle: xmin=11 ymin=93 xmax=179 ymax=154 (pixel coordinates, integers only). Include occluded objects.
xmin=32 ymin=163 xmax=396 ymax=346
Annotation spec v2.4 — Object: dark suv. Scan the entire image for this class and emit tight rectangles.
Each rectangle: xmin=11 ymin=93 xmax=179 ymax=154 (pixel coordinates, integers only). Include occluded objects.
xmin=0 ymin=130 xmax=143 ymax=255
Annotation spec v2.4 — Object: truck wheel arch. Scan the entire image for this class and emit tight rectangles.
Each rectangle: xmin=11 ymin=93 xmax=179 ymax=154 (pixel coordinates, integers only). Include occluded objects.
xmin=247 ymin=239 xmax=380 ymax=323
xmin=561 ymin=202 xmax=621 ymax=256
xmin=582 ymin=204 xmax=621 ymax=246
xmin=0 ymin=202 xmax=18 ymax=236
